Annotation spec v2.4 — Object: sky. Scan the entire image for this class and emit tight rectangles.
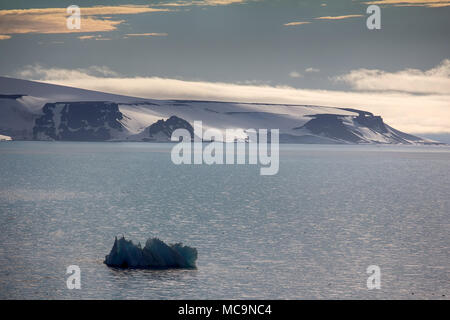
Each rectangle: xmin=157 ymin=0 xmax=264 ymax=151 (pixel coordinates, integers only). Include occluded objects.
xmin=0 ymin=0 xmax=449 ymax=139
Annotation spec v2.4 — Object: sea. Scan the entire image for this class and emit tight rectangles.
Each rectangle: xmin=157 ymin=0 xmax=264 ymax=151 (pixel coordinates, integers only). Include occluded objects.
xmin=0 ymin=141 xmax=449 ymax=299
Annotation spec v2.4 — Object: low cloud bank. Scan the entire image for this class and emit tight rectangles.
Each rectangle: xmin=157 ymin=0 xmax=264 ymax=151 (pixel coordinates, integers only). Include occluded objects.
xmin=14 ymin=63 xmax=450 ymax=134
xmin=335 ymin=59 xmax=450 ymax=95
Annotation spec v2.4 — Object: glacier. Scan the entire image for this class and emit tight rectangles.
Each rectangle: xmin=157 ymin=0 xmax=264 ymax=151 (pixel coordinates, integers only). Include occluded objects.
xmin=104 ymin=236 xmax=198 ymax=269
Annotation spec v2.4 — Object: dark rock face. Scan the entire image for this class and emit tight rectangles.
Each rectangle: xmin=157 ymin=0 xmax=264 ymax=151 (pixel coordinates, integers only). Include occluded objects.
xmin=146 ymin=115 xmax=194 ymax=141
xmin=342 ymin=109 xmax=388 ymax=133
xmin=355 ymin=114 xmax=387 ymax=133
xmin=295 ymin=110 xmax=433 ymax=144
xmin=345 ymin=109 xmax=428 ymax=143
xmin=0 ymin=94 xmax=26 ymax=100
xmin=33 ymin=101 xmax=124 ymax=141
xmin=297 ymin=114 xmax=363 ymax=143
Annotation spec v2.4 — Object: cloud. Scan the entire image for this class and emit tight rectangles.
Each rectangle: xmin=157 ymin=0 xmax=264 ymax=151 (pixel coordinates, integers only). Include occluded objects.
xmin=305 ymin=67 xmax=320 ymax=73
xmin=0 ymin=35 xmax=11 ymax=40
xmin=334 ymin=59 xmax=450 ymax=95
xmin=364 ymin=1 xmax=450 ymax=7
xmin=124 ymin=33 xmax=168 ymax=37
xmin=156 ymin=0 xmax=251 ymax=6
xmin=15 ymin=64 xmax=120 ymax=80
xmin=315 ymin=15 xmax=364 ymax=20
xmin=284 ymin=14 xmax=363 ymax=29
xmin=289 ymin=71 xmax=302 ymax=78
xmin=13 ymin=64 xmax=450 ymax=134
xmin=78 ymin=34 xmax=111 ymax=40
xmin=0 ymin=6 xmax=170 ymax=36
xmin=78 ymin=35 xmax=99 ymax=40
xmin=283 ymin=21 xmax=311 ymax=26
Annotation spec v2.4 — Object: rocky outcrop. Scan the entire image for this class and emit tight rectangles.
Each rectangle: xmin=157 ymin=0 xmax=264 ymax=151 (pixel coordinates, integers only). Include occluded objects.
xmin=295 ymin=111 xmax=436 ymax=144
xmin=145 ymin=115 xmax=194 ymax=142
xmin=296 ymin=114 xmax=363 ymax=143
xmin=33 ymin=101 xmax=125 ymax=141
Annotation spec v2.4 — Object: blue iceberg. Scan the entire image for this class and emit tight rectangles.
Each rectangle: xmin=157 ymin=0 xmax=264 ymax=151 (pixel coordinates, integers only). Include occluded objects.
xmin=104 ymin=236 xmax=197 ymax=269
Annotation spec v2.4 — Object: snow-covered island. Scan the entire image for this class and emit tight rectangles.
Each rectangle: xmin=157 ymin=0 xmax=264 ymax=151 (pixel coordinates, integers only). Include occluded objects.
xmin=0 ymin=76 xmax=442 ymax=145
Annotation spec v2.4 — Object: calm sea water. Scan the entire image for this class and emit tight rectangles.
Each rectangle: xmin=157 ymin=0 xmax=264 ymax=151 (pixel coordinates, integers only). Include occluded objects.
xmin=0 ymin=141 xmax=449 ymax=299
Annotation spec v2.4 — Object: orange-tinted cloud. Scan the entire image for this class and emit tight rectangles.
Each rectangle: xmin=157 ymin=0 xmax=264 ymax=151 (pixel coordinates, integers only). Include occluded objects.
xmin=124 ymin=33 xmax=168 ymax=37
xmin=364 ymin=0 xmax=450 ymax=7
xmin=156 ymin=0 xmax=250 ymax=7
xmin=283 ymin=21 xmax=311 ymax=26
xmin=315 ymin=15 xmax=364 ymax=20
xmin=0 ymin=6 xmax=170 ymax=36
